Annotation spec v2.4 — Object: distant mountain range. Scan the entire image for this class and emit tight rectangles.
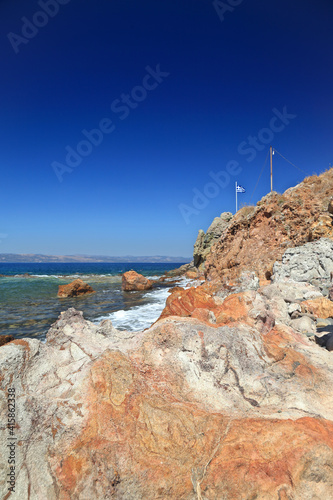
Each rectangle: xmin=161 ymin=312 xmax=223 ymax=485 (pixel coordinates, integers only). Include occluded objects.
xmin=0 ymin=254 xmax=192 ymax=264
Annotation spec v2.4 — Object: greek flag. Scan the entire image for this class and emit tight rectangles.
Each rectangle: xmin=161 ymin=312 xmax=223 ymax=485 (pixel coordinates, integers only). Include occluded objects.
xmin=236 ymin=184 xmax=246 ymax=193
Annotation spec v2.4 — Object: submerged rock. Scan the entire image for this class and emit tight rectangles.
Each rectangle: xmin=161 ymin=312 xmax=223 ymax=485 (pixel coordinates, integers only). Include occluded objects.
xmin=0 ymin=334 xmax=14 ymax=347
xmin=57 ymin=279 xmax=95 ymax=298
xmin=122 ymin=270 xmax=153 ymax=291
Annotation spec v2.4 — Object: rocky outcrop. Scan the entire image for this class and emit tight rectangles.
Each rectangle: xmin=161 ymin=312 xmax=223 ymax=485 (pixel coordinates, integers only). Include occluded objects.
xmin=57 ymin=279 xmax=95 ymax=298
xmin=160 ymin=286 xmax=217 ymax=320
xmin=193 ymin=212 xmax=233 ymax=268
xmin=301 ymin=297 xmax=333 ymax=319
xmin=205 ymin=169 xmax=333 ymax=282
xmin=273 ymin=238 xmax=333 ymax=282
xmin=1 ymin=289 xmax=333 ymax=499
xmin=185 ymin=270 xmax=199 ymax=279
xmin=122 ymin=270 xmax=153 ymax=291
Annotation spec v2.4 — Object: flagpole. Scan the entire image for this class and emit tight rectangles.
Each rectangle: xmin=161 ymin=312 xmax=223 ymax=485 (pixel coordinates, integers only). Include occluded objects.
xmin=235 ymin=181 xmax=237 ymax=213
xmin=270 ymin=146 xmax=273 ymax=192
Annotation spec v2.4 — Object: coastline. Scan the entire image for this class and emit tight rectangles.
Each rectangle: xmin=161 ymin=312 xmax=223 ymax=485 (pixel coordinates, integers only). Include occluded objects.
xmin=0 ymin=262 xmax=192 ymax=341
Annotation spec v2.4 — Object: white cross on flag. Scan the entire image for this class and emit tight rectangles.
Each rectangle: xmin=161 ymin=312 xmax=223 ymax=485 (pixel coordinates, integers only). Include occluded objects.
xmin=236 ymin=184 xmax=246 ymax=193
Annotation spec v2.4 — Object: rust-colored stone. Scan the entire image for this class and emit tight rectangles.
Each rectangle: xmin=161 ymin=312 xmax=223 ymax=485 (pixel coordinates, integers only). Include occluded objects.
xmin=301 ymin=297 xmax=333 ymax=318
xmin=160 ymin=286 xmax=216 ymax=319
xmin=185 ymin=270 xmax=198 ymax=279
xmin=58 ymin=279 xmax=95 ymax=298
xmin=215 ymin=292 xmax=254 ymax=325
xmin=122 ymin=270 xmax=153 ymax=291
xmin=51 ymin=349 xmax=333 ymax=499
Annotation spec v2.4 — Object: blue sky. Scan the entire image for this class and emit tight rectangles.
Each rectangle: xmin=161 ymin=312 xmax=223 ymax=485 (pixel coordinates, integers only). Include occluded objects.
xmin=0 ymin=0 xmax=332 ymax=257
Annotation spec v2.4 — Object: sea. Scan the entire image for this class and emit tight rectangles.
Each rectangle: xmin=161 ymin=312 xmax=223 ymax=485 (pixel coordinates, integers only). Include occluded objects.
xmin=0 ymin=262 xmax=187 ymax=342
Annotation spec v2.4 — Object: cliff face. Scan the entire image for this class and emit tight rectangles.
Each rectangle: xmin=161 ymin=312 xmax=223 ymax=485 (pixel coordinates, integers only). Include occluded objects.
xmin=200 ymin=169 xmax=333 ymax=282
xmin=193 ymin=212 xmax=233 ymax=268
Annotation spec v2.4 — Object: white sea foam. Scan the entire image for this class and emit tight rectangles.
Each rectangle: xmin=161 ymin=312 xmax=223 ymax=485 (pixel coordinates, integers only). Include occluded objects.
xmin=94 ymin=277 xmax=194 ymax=332
xmin=94 ymin=287 xmax=169 ymax=331
xmin=31 ymin=274 xmax=60 ymax=278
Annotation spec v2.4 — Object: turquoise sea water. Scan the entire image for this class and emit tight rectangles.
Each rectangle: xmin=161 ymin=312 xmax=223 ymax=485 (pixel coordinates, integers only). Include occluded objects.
xmin=0 ymin=263 xmax=183 ymax=341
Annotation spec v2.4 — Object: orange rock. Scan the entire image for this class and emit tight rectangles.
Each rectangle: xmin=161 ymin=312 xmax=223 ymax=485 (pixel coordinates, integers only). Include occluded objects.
xmin=122 ymin=270 xmax=153 ymax=291
xmin=215 ymin=291 xmax=254 ymax=325
xmin=168 ymin=286 xmax=184 ymax=293
xmin=159 ymin=287 xmax=257 ymax=327
xmin=185 ymin=270 xmax=198 ymax=279
xmin=52 ymin=349 xmax=333 ymax=499
xmin=160 ymin=286 xmax=216 ymax=318
xmin=57 ymin=279 xmax=95 ymax=298
xmin=191 ymin=308 xmax=213 ymax=323
xmin=263 ymin=325 xmax=317 ymax=380
xmin=301 ymin=297 xmax=333 ymax=318
xmin=259 ymin=278 xmax=271 ymax=287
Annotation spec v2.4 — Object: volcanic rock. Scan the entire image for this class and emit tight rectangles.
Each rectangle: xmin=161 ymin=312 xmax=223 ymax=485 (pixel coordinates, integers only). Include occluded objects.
xmin=122 ymin=270 xmax=153 ymax=291
xmin=57 ymin=279 xmax=95 ymax=298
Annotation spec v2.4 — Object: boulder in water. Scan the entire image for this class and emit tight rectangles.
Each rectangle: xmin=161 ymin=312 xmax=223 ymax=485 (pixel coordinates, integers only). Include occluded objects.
xmin=122 ymin=271 xmax=153 ymax=291
xmin=57 ymin=279 xmax=95 ymax=298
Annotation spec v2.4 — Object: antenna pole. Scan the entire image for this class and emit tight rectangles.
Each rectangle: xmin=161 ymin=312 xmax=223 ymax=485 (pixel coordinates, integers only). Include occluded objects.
xmin=270 ymin=146 xmax=273 ymax=192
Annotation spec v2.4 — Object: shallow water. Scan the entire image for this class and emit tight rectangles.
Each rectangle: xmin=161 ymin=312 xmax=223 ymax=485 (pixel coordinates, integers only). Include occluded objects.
xmin=0 ymin=263 xmax=185 ymax=341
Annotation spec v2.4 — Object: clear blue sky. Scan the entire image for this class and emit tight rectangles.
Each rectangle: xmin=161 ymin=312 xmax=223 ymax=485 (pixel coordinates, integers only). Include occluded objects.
xmin=0 ymin=0 xmax=332 ymax=257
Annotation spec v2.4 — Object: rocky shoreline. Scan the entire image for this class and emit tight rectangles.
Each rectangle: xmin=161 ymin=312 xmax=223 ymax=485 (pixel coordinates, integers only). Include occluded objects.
xmin=1 ymin=169 xmax=333 ymax=498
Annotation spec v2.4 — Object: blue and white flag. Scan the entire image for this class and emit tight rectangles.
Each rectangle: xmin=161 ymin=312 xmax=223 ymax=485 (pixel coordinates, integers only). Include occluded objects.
xmin=236 ymin=184 xmax=246 ymax=193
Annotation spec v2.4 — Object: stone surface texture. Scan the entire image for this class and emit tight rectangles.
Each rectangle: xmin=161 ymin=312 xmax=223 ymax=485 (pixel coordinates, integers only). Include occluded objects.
xmin=273 ymin=238 xmax=333 ymax=282
xmin=122 ymin=270 xmax=153 ymax=291
xmin=193 ymin=212 xmax=233 ymax=268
